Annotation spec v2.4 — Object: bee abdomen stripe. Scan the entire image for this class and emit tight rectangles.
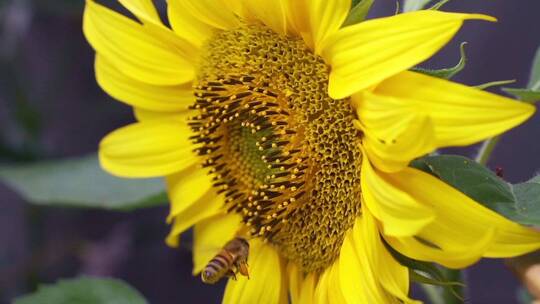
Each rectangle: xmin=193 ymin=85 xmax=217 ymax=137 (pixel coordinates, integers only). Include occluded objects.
xmin=205 ymin=263 xmax=220 ymax=273
xmin=212 ymin=255 xmax=230 ymax=268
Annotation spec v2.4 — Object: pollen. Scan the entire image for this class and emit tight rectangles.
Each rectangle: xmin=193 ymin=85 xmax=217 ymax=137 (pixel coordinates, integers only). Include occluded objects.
xmin=189 ymin=24 xmax=363 ymax=273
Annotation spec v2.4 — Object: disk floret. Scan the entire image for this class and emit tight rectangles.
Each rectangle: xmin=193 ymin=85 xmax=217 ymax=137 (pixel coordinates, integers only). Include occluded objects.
xmin=190 ymin=24 xmax=363 ymax=272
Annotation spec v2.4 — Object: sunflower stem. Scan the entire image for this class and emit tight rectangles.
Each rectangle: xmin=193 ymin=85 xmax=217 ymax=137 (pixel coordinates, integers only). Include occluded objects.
xmin=419 ymin=269 xmax=466 ymax=304
xmin=475 ymin=136 xmax=501 ymax=165
xmin=420 ymin=284 xmax=445 ymax=304
xmin=440 ymin=269 xmax=466 ymax=304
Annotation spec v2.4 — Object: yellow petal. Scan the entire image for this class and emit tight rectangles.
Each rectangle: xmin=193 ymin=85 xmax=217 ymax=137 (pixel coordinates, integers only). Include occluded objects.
xmin=354 ymin=104 xmax=437 ymax=172
xmin=96 ymin=56 xmax=195 ymax=112
xmin=287 ymin=263 xmax=302 ymax=304
xmin=133 ymin=108 xmax=193 ymax=122
xmin=338 ymin=233 xmax=365 ymax=303
xmin=175 ymin=0 xmax=240 ymax=31
xmin=314 ymin=265 xmax=331 ymax=304
xmin=486 ymin=228 xmax=540 ymax=258
xmin=372 ymin=70 xmax=536 ymax=146
xmin=99 ymin=121 xmax=197 ymax=178
xmin=241 ymin=0 xmax=288 ymax=35
xmin=118 ymin=0 xmax=203 ymax=59
xmin=339 ymin=213 xmax=411 ymax=303
xmin=166 ymin=190 xmax=223 ymax=247
xmin=285 ymin=0 xmax=310 ymax=43
xmin=166 ymin=0 xmax=218 ymax=47
xmin=118 ymin=0 xmax=161 ymax=24
xmin=298 ymin=273 xmax=316 ymax=304
xmin=192 ymin=212 xmax=242 ymax=274
xmin=323 ymin=11 xmax=495 ymax=99
xmin=286 ymin=0 xmax=350 ymax=54
xmin=361 ymin=158 xmax=435 ymax=237
xmin=325 ymin=262 xmax=348 ymax=304
xmin=166 ymin=165 xmax=213 ymax=223
xmin=83 ymin=0 xmax=195 ymax=85
xmin=385 ymin=167 xmax=540 ymax=268
xmin=386 ymin=231 xmax=494 ymax=269
xmin=223 ymin=240 xmax=287 ymax=304
xmin=339 ymin=219 xmax=384 ymax=303
xmin=225 ymin=1 xmax=248 ymax=19
xmin=361 ymin=212 xmax=419 ymax=303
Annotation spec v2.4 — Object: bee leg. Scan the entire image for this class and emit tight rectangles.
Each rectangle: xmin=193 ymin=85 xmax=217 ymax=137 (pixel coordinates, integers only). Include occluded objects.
xmin=226 ymin=269 xmax=238 ymax=281
xmin=237 ymin=261 xmax=250 ymax=279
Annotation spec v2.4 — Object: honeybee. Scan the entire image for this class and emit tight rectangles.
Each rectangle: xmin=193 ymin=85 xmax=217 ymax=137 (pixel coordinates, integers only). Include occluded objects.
xmin=201 ymin=237 xmax=250 ymax=284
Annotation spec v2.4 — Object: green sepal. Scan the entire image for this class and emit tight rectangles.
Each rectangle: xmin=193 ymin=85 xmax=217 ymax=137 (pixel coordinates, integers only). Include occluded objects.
xmin=409 ymin=270 xmax=464 ymax=289
xmin=428 ymin=0 xmax=451 ymax=10
xmin=0 ymin=154 xmax=167 ymax=211
xmin=344 ymin=0 xmax=374 ymax=26
xmin=411 ymin=42 xmax=467 ymax=79
xmin=501 ymin=88 xmax=540 ymax=103
xmin=502 ymin=46 xmax=540 ymax=103
xmin=403 ymin=0 xmax=451 ymax=12
xmin=411 ymin=155 xmax=540 ymax=228
xmin=475 ymin=79 xmax=516 ymax=90
xmin=384 ymin=240 xmax=464 ymax=300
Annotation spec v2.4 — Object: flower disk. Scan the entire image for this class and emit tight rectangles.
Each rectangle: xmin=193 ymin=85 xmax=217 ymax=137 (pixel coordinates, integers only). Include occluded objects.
xmin=191 ymin=24 xmax=363 ymax=272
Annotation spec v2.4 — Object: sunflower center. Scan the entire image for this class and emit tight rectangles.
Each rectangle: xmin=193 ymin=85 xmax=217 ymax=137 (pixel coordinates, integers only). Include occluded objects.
xmin=190 ymin=24 xmax=363 ymax=272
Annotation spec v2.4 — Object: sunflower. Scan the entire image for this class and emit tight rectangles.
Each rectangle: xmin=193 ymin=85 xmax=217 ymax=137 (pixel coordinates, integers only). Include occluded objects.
xmin=84 ymin=0 xmax=540 ymax=303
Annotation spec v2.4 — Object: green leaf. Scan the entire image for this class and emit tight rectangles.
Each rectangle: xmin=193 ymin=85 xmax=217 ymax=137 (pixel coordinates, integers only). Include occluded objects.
xmin=0 ymin=154 xmax=167 ymax=211
xmin=502 ymin=46 xmax=540 ymax=103
xmin=411 ymin=42 xmax=467 ymax=80
xmin=501 ymin=88 xmax=540 ymax=103
xmin=512 ymin=180 xmax=540 ymax=226
xmin=14 ymin=277 xmax=148 ymax=304
xmin=343 ymin=0 xmax=374 ymax=26
xmin=411 ymin=155 xmax=540 ymax=227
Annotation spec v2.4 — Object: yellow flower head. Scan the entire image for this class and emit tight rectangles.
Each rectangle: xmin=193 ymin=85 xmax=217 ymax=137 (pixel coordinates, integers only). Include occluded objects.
xmin=84 ymin=0 xmax=539 ymax=303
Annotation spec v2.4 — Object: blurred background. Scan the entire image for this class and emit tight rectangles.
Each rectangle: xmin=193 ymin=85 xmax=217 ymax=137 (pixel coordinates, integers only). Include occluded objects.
xmin=0 ymin=0 xmax=539 ymax=303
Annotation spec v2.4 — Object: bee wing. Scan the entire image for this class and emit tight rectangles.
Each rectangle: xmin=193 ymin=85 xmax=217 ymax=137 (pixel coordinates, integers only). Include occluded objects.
xmin=174 ymin=227 xmax=251 ymax=274
xmin=174 ymin=236 xmax=224 ymax=272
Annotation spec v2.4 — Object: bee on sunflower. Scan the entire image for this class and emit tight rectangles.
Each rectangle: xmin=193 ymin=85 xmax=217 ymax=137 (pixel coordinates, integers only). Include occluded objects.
xmin=83 ymin=0 xmax=540 ymax=303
